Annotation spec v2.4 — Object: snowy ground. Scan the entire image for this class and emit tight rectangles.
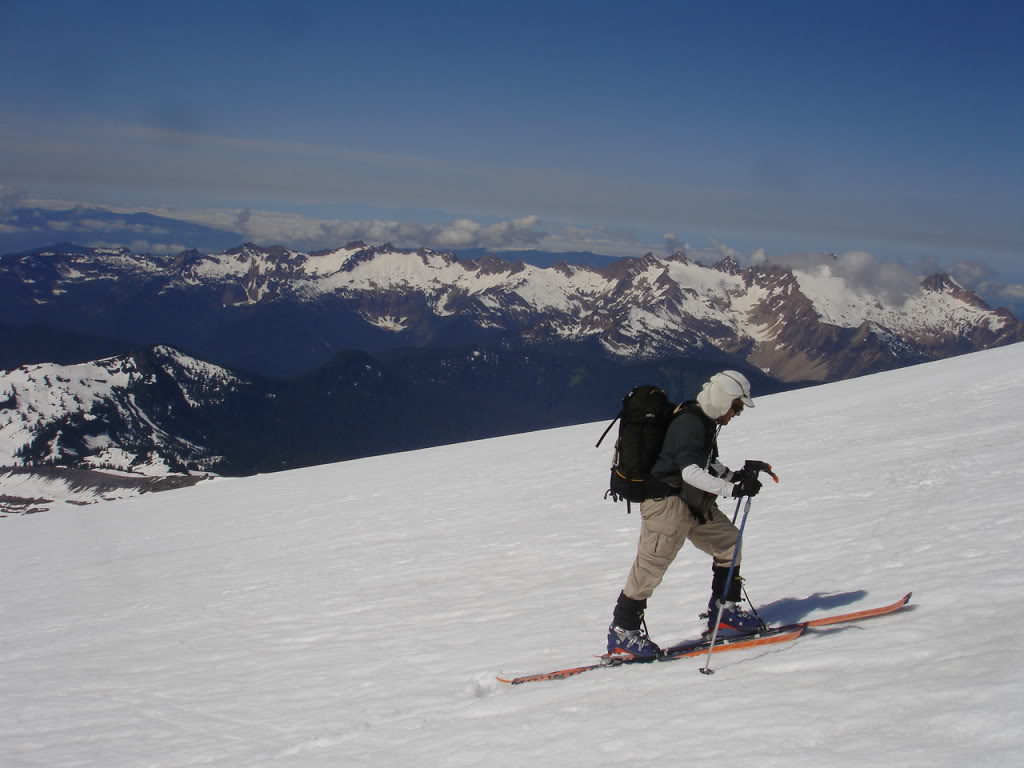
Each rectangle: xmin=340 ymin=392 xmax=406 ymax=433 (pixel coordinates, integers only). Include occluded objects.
xmin=2 ymin=343 xmax=1023 ymax=767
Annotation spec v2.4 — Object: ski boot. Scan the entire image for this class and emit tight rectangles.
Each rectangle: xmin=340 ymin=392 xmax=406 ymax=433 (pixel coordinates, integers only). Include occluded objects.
xmin=607 ymin=624 xmax=662 ymax=660
xmin=608 ymin=591 xmax=661 ymax=660
xmin=705 ymin=596 xmax=763 ymax=635
xmin=705 ymin=565 xmax=765 ymax=635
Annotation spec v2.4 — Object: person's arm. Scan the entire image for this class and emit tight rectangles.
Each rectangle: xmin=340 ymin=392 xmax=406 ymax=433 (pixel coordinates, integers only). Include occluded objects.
xmin=681 ymin=463 xmax=734 ymax=497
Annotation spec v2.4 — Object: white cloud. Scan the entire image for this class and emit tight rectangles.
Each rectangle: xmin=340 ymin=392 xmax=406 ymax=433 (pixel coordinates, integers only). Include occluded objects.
xmin=475 ymin=216 xmax=545 ymax=248
xmin=234 ymin=208 xmax=253 ymax=233
xmin=0 ymin=184 xmax=27 ymax=217
xmin=767 ymin=249 xmax=922 ymax=304
xmin=159 ymin=207 xmax=546 ymax=252
xmin=88 ymin=239 xmax=188 ymax=255
xmin=528 ymin=223 xmax=650 ymax=257
xmin=950 ymin=259 xmax=995 ymax=287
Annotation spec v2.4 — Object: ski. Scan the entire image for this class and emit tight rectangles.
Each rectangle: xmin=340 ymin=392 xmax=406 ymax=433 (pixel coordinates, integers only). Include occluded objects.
xmin=803 ymin=591 xmax=912 ymax=627
xmin=497 ymin=592 xmax=912 ymax=685
xmin=662 ymin=623 xmax=805 ymax=660
xmin=496 ymin=624 xmax=805 ymax=685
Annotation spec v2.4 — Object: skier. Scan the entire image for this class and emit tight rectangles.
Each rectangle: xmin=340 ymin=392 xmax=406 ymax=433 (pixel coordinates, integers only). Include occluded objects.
xmin=607 ymin=370 xmax=767 ymax=659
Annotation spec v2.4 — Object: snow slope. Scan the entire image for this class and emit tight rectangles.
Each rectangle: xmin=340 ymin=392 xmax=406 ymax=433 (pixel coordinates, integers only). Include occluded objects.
xmin=2 ymin=343 xmax=1023 ymax=767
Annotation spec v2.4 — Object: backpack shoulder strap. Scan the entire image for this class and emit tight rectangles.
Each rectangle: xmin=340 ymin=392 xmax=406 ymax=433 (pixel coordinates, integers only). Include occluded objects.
xmin=595 ymin=414 xmax=620 ymax=448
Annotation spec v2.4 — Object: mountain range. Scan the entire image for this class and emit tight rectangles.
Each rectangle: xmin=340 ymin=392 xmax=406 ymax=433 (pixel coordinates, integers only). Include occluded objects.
xmin=3 ymin=240 xmax=1020 ymax=381
xmin=1 ymin=238 xmax=1021 ymax=500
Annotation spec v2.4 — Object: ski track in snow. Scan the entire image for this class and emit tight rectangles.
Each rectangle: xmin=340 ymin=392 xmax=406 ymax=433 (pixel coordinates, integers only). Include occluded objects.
xmin=2 ymin=343 xmax=1023 ymax=767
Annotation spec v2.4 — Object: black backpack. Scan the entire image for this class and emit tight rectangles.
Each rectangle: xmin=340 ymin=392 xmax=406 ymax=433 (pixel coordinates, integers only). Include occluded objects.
xmin=596 ymin=385 xmax=680 ymax=512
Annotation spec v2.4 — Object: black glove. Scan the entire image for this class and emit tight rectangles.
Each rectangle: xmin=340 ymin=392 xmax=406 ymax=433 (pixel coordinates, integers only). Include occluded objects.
xmin=731 ymin=467 xmax=752 ymax=483
xmin=732 ymin=475 xmax=762 ymax=498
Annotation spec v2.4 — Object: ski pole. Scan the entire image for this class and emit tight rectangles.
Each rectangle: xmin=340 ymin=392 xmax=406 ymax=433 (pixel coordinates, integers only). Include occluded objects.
xmin=700 ymin=495 xmax=752 ymax=676
xmin=727 ymin=495 xmax=765 ymax=629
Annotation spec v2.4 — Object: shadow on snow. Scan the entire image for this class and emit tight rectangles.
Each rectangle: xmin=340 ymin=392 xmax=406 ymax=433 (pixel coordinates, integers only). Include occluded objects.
xmin=755 ymin=589 xmax=870 ymax=625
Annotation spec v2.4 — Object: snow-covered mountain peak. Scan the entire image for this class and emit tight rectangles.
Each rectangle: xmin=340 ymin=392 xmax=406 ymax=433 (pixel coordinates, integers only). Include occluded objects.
xmin=0 ymin=346 xmax=254 ymax=475
xmin=713 ymin=254 xmax=741 ymax=274
xmin=921 ymin=272 xmax=992 ymax=309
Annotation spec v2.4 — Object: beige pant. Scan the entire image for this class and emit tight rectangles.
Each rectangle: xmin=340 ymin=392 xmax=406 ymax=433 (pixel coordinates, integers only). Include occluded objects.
xmin=623 ymin=495 xmax=740 ymax=601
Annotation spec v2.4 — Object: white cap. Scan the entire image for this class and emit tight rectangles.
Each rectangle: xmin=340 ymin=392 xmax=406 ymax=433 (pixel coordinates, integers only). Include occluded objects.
xmin=696 ymin=370 xmax=755 ymax=419
xmin=713 ymin=370 xmax=754 ymax=407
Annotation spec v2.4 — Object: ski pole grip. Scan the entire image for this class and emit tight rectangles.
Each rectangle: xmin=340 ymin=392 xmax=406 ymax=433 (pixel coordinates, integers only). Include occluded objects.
xmin=744 ymin=459 xmax=779 ymax=483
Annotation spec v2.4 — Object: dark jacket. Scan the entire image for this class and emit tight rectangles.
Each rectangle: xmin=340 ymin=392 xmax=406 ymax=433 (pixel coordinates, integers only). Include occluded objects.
xmin=650 ymin=401 xmax=720 ymax=514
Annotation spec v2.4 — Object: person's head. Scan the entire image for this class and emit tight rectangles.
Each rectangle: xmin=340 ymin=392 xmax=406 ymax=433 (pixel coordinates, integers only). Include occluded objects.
xmin=696 ymin=370 xmax=755 ymax=424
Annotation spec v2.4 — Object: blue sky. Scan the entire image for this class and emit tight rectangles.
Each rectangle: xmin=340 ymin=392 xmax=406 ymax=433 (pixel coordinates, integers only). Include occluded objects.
xmin=1 ymin=1 xmax=1022 ymax=300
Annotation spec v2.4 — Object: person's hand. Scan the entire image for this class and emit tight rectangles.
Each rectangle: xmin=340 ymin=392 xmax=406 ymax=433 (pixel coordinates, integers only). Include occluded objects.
xmin=731 ymin=475 xmax=762 ymax=498
xmin=730 ymin=467 xmax=754 ymax=484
